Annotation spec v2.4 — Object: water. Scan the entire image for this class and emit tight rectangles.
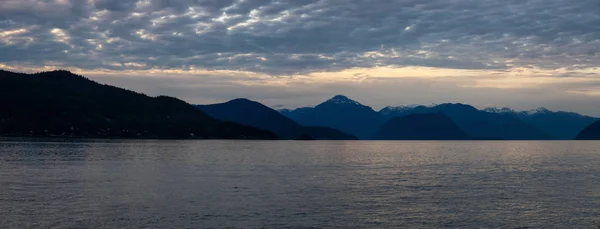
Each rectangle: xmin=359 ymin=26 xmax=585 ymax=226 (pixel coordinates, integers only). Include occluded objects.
xmin=0 ymin=140 xmax=599 ymax=228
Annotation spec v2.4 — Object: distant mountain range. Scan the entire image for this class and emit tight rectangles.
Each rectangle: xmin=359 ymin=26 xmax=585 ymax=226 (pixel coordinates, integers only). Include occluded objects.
xmin=281 ymin=95 xmax=599 ymax=140
xmin=0 ymin=70 xmax=276 ymax=139
xmin=196 ymin=98 xmax=357 ymax=140
xmin=380 ymin=103 xmax=550 ymax=140
xmin=2 ymin=69 xmax=599 ymax=141
xmin=482 ymin=107 xmax=597 ymax=139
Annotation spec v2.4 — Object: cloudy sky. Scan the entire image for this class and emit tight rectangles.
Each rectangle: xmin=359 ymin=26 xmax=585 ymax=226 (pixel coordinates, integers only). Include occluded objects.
xmin=1 ymin=0 xmax=600 ymax=115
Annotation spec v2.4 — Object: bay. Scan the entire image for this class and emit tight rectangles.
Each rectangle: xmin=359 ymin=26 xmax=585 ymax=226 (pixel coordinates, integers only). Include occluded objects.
xmin=1 ymin=140 xmax=599 ymax=228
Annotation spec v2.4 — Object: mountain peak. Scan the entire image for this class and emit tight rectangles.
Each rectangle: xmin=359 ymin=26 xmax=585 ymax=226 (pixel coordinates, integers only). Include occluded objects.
xmin=32 ymin=70 xmax=90 ymax=82
xmin=331 ymin=94 xmax=349 ymax=100
xmin=526 ymin=107 xmax=551 ymax=115
xmin=382 ymin=103 xmax=437 ymax=111
xmin=379 ymin=105 xmax=418 ymax=114
xmin=220 ymin=98 xmax=269 ymax=109
xmin=35 ymin=69 xmax=75 ymax=75
xmin=435 ymin=103 xmax=478 ymax=111
xmin=324 ymin=95 xmax=361 ymax=105
xmin=228 ymin=98 xmax=253 ymax=103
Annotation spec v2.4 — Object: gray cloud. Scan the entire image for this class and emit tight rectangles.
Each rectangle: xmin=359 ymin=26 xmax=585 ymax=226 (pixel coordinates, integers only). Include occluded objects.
xmin=1 ymin=0 xmax=599 ymax=74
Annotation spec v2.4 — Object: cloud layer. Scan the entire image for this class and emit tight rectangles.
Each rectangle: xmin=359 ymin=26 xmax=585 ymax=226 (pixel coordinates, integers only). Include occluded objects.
xmin=1 ymin=0 xmax=600 ymax=114
xmin=2 ymin=0 xmax=600 ymax=73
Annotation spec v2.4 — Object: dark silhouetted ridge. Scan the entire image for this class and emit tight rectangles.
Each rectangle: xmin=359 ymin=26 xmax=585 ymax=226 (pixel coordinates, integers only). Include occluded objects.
xmin=575 ymin=121 xmax=600 ymax=140
xmin=197 ymin=98 xmax=357 ymax=140
xmin=197 ymin=98 xmax=302 ymax=139
xmin=301 ymin=126 xmax=358 ymax=140
xmin=294 ymin=134 xmax=316 ymax=140
xmin=484 ymin=107 xmax=597 ymax=139
xmin=0 ymin=70 xmax=277 ymax=139
xmin=379 ymin=103 xmax=550 ymax=140
xmin=375 ymin=113 xmax=469 ymax=140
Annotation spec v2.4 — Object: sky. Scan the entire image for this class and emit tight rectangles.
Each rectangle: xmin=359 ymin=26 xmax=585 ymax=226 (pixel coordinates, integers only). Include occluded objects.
xmin=1 ymin=0 xmax=600 ymax=115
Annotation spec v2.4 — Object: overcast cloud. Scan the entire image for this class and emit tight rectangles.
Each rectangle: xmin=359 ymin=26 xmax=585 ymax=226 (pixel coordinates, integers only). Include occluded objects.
xmin=1 ymin=0 xmax=600 ymax=115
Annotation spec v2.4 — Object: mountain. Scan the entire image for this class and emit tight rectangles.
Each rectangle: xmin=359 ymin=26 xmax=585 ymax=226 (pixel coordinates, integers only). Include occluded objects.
xmin=482 ymin=107 xmax=517 ymax=114
xmin=0 ymin=70 xmax=277 ymax=139
xmin=197 ymin=98 xmax=302 ymax=139
xmin=575 ymin=121 xmax=600 ymax=140
xmin=280 ymin=95 xmax=384 ymax=139
xmin=196 ymin=98 xmax=357 ymax=140
xmin=483 ymin=107 xmax=597 ymax=139
xmin=379 ymin=104 xmax=439 ymax=117
xmin=380 ymin=103 xmax=550 ymax=140
xmin=375 ymin=113 xmax=469 ymax=140
xmin=301 ymin=126 xmax=358 ymax=140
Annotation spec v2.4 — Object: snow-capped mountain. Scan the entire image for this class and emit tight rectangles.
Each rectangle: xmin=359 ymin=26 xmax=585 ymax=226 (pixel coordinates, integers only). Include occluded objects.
xmin=322 ymin=95 xmax=362 ymax=106
xmin=380 ymin=104 xmax=438 ymax=116
xmin=483 ymin=107 xmax=515 ymax=114
xmin=524 ymin=107 xmax=551 ymax=115
xmin=485 ymin=107 xmax=555 ymax=115
xmin=380 ymin=105 xmax=418 ymax=114
xmin=483 ymin=106 xmax=597 ymax=139
xmin=281 ymin=95 xmax=383 ymax=139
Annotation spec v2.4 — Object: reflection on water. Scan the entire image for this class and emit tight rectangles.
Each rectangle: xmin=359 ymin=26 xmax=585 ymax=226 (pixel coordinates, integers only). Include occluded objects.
xmin=1 ymin=140 xmax=599 ymax=228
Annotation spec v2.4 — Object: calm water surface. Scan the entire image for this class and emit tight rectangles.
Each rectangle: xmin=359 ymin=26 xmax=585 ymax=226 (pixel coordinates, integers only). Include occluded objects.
xmin=1 ymin=140 xmax=599 ymax=228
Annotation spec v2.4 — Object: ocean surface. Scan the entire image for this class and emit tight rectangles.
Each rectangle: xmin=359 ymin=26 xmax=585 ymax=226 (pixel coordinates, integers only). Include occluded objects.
xmin=0 ymin=140 xmax=599 ymax=228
